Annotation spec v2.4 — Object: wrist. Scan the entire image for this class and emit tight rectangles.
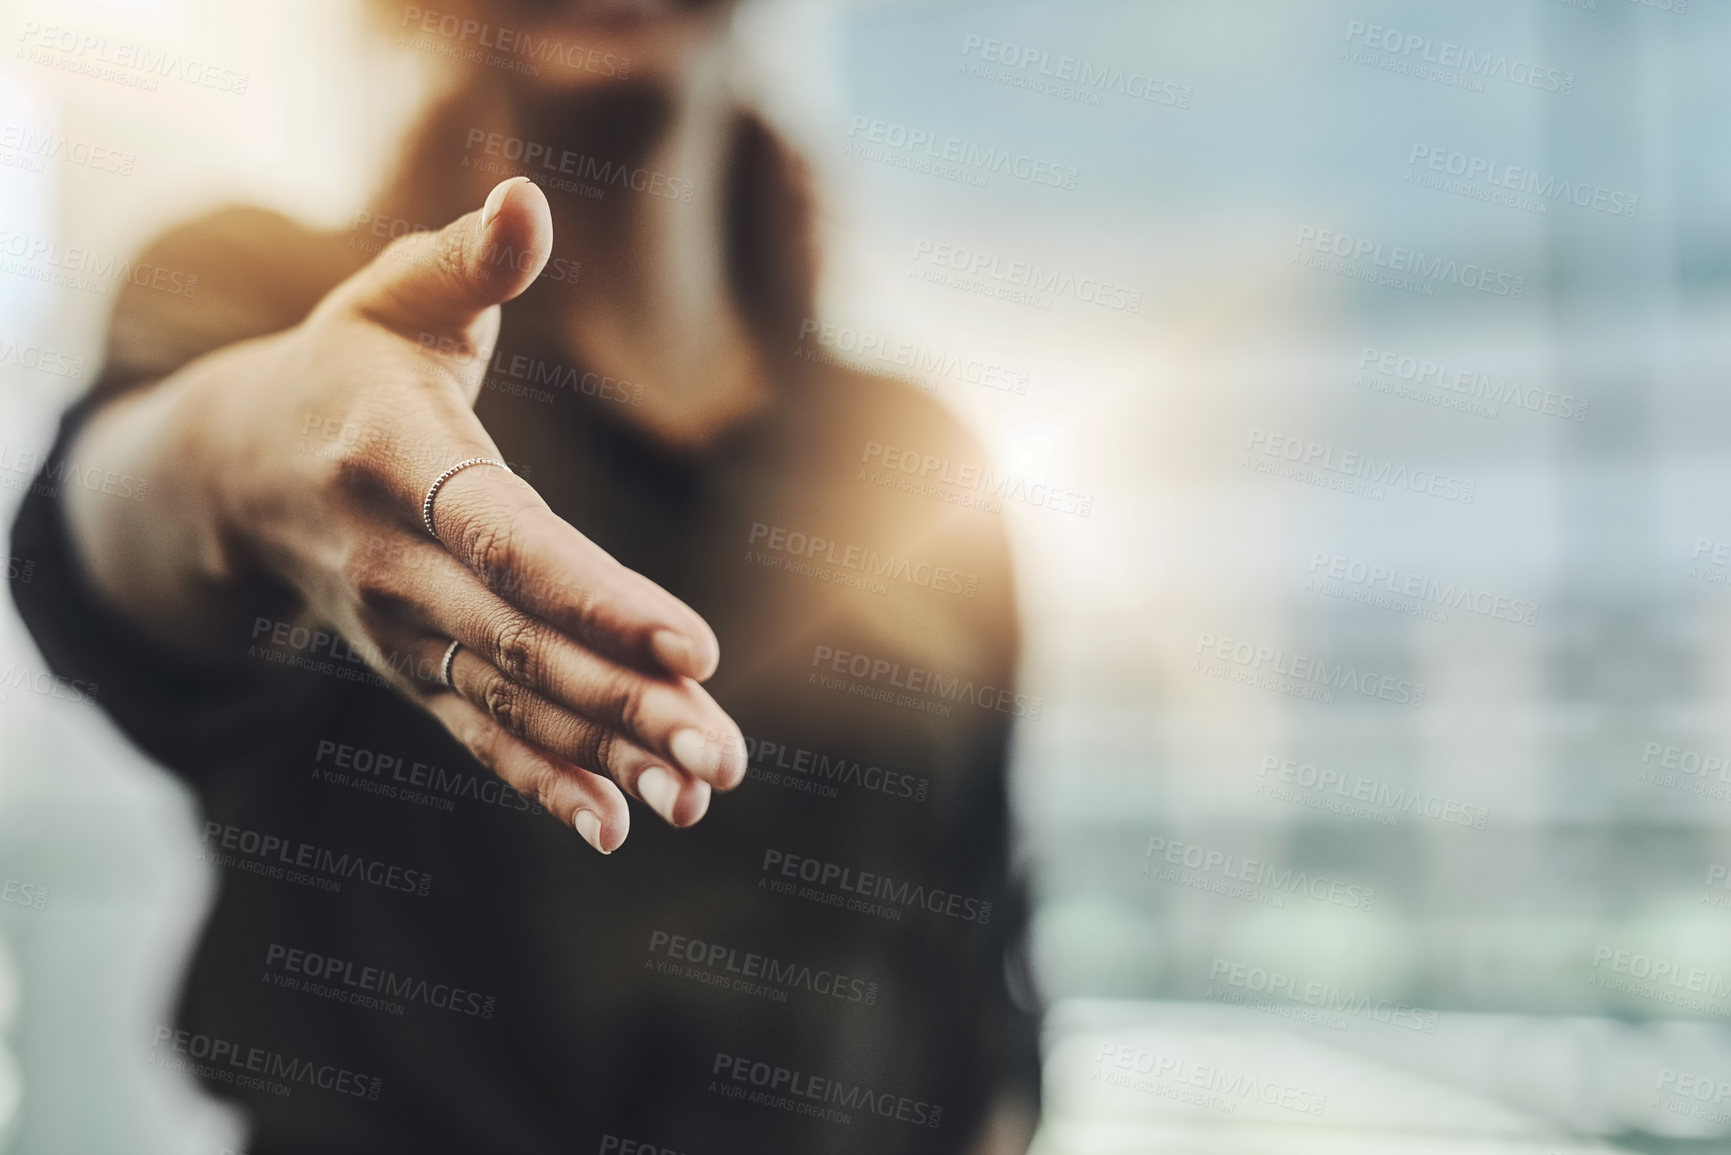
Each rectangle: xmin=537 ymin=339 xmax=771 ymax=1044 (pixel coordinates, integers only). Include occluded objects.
xmin=174 ymin=331 xmax=303 ymax=591
xmin=61 ymin=339 xmax=285 ymax=653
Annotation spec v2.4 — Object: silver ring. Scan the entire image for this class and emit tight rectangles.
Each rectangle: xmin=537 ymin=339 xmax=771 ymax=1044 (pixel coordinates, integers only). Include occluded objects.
xmin=422 ymin=457 xmax=509 ymax=539
xmin=439 ymin=640 xmax=461 ymax=689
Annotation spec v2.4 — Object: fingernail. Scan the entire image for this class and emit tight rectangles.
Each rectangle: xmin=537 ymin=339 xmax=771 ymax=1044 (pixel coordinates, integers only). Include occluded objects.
xmin=650 ymin=630 xmax=695 ymax=676
xmin=481 ymin=176 xmax=531 ymax=232
xmin=670 ymin=728 xmax=721 ymax=780
xmin=573 ymin=809 xmax=609 ymax=853
xmin=636 ymin=766 xmax=681 ymax=824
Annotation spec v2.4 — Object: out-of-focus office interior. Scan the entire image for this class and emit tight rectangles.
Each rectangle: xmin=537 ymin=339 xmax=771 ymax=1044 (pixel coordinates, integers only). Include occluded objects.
xmin=1 ymin=0 xmax=1729 ymax=1150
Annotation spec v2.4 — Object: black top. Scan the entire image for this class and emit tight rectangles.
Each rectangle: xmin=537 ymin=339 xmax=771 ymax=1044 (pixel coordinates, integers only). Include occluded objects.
xmin=11 ymin=206 xmax=1040 ymax=1154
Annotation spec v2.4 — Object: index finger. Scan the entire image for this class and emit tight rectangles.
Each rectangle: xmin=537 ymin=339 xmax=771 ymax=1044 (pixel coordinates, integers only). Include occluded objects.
xmin=426 ymin=461 xmax=721 ymax=681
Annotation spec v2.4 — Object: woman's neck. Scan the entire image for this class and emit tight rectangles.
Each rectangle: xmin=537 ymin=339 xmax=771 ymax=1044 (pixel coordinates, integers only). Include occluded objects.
xmin=391 ymin=48 xmax=776 ymax=450
xmin=550 ymin=44 xmax=771 ymax=450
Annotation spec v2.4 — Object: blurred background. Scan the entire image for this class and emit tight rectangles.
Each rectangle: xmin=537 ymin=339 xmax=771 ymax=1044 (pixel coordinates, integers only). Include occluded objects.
xmin=2 ymin=0 xmax=1729 ymax=1150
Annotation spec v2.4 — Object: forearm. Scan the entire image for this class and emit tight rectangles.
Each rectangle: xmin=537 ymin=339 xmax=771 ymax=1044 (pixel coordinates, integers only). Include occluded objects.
xmin=60 ymin=341 xmax=285 ymax=658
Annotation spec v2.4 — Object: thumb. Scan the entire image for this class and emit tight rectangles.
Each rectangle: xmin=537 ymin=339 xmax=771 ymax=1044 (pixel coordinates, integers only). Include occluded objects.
xmin=339 ymin=176 xmax=553 ymax=340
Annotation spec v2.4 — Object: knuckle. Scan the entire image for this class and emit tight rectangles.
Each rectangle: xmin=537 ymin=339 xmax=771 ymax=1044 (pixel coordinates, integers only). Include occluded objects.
xmin=433 ymin=225 xmax=472 ymax=289
xmin=373 ymin=228 xmax=466 ymax=298
xmin=489 ymin=612 xmax=542 ymax=684
xmin=478 ymin=670 xmax=526 ymax=733
xmin=459 ymin=517 xmax=520 ymax=588
xmin=545 ymin=709 xmax=605 ymax=774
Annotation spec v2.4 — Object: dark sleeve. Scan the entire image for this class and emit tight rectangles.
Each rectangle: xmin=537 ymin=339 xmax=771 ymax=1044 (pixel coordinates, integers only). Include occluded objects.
xmin=934 ymin=550 xmax=1043 ymax=1134
xmin=9 ymin=399 xmax=340 ymax=793
xmin=817 ymin=373 xmax=1044 ymax=1139
xmin=8 ymin=208 xmax=361 ymax=789
xmin=934 ymin=708 xmax=1044 ymax=1134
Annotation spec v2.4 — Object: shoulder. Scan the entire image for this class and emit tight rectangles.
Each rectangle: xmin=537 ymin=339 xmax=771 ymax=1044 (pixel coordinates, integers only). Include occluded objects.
xmin=97 ymin=206 xmax=364 ymax=395
xmin=760 ymin=360 xmax=1021 ymax=679
xmin=785 ymin=359 xmax=996 ymax=490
